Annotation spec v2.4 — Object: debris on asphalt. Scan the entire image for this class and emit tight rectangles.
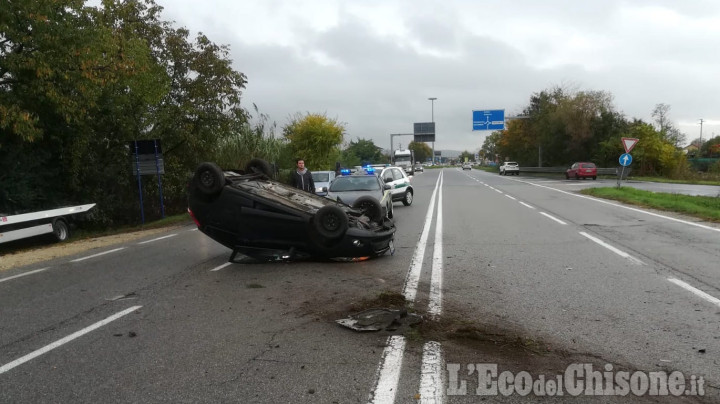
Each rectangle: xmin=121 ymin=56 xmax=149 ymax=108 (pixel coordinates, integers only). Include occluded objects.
xmin=336 ymin=308 xmax=422 ymax=332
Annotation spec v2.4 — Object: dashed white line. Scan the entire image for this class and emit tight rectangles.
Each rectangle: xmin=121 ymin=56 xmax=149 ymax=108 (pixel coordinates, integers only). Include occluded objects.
xmin=493 ymin=189 xmax=503 ymax=194
xmin=0 ymin=305 xmax=142 ymax=375
xmin=210 ymin=262 xmax=233 ymax=272
xmin=137 ymin=234 xmax=177 ymax=244
xmin=70 ymin=247 xmax=125 ymax=262
xmin=368 ymin=335 xmax=406 ymax=404
xmin=419 ymin=341 xmax=445 ymax=404
xmin=519 ymin=202 xmax=535 ymax=209
xmin=539 ymin=212 xmax=567 ymax=225
xmin=504 ymin=194 xmax=517 ymax=201
xmin=0 ymin=267 xmax=51 ymax=284
xmin=668 ymin=278 xmax=720 ymax=308
xmin=579 ymin=232 xmax=645 ymax=265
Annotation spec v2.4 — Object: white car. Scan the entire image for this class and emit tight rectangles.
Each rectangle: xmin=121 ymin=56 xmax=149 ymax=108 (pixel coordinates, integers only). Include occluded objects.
xmin=311 ymin=170 xmax=336 ymax=196
xmin=376 ymin=166 xmax=414 ymax=206
xmin=499 ymin=162 xmax=520 ymax=176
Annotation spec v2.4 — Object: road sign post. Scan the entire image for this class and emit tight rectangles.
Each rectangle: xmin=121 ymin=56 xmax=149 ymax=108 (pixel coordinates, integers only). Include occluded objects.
xmin=617 ymin=138 xmax=638 ymax=187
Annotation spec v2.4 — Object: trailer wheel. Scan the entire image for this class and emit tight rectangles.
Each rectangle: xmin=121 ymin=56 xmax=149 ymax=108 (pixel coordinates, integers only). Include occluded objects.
xmin=194 ymin=162 xmax=225 ymax=196
xmin=52 ymin=219 xmax=69 ymax=242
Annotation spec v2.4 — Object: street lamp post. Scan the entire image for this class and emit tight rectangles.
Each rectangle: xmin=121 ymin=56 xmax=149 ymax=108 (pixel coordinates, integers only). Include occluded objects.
xmin=428 ymin=97 xmax=437 ymax=164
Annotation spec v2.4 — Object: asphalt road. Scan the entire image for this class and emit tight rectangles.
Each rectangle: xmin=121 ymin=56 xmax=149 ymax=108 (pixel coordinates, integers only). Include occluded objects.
xmin=1 ymin=169 xmax=719 ymax=403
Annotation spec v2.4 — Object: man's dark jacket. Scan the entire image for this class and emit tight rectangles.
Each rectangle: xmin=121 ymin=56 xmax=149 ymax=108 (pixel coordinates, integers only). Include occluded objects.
xmin=291 ymin=170 xmax=315 ymax=193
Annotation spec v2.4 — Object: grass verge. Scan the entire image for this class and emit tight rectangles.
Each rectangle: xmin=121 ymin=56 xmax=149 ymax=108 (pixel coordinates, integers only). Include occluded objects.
xmin=581 ymin=187 xmax=720 ymax=222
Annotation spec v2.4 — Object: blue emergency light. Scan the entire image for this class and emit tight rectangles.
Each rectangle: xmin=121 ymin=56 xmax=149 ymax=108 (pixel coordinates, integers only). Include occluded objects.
xmin=340 ymin=169 xmax=351 ymax=176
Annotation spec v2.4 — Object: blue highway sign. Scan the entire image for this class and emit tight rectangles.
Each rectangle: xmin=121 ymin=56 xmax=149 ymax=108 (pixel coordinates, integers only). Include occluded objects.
xmin=472 ymin=109 xmax=505 ymax=131
xmin=619 ymin=153 xmax=633 ymax=166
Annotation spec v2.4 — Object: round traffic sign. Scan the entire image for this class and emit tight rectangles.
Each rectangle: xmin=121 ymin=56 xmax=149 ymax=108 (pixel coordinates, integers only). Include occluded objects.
xmin=619 ymin=153 xmax=632 ymax=166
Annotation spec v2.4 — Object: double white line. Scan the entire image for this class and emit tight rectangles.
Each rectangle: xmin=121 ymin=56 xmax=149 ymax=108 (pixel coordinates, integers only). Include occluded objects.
xmin=370 ymin=171 xmax=446 ymax=403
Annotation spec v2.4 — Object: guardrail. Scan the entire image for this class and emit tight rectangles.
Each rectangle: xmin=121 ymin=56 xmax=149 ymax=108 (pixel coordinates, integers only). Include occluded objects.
xmin=515 ymin=167 xmax=630 ymax=176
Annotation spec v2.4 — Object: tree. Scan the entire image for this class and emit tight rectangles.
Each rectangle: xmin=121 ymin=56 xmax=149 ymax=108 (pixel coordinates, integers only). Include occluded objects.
xmin=652 ymin=103 xmax=686 ymax=147
xmin=459 ymin=150 xmax=474 ymax=162
xmin=408 ymin=141 xmax=432 ymax=163
xmin=342 ymin=138 xmax=385 ymax=166
xmin=283 ymin=113 xmax=345 ymax=170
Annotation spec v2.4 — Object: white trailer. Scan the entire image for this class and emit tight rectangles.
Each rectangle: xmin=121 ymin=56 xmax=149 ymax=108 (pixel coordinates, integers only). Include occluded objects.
xmin=0 ymin=204 xmax=96 ymax=244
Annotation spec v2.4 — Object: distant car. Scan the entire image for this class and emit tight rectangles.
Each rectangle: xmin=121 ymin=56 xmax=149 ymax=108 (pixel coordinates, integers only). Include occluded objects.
xmin=462 ymin=163 xmax=472 ymax=170
xmin=499 ymin=162 xmax=519 ymax=176
xmin=376 ymin=166 xmax=414 ymax=206
xmin=566 ymin=162 xmax=597 ymax=180
xmin=327 ymin=169 xmax=393 ymax=220
xmin=311 ymin=170 xmax=336 ymax=196
xmin=414 ymin=164 xmax=423 ymax=173
xmin=187 ymin=160 xmax=395 ymax=261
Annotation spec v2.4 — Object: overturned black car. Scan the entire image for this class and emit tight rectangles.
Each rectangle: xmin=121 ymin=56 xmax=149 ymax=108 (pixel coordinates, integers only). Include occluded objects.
xmin=187 ymin=160 xmax=396 ymax=261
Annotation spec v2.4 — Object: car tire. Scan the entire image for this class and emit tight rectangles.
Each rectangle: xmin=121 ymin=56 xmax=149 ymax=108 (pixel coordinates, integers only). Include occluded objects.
xmin=352 ymin=196 xmax=383 ymax=223
xmin=575 ymin=173 xmax=580 ymax=180
xmin=565 ymin=173 xmax=570 ymax=179
xmin=194 ymin=162 xmax=225 ymax=196
xmin=313 ymin=205 xmax=348 ymax=240
xmin=52 ymin=219 xmax=69 ymax=242
xmin=402 ymin=190 xmax=413 ymax=206
xmin=593 ymin=176 xmax=597 ymax=180
xmin=245 ymin=158 xmax=273 ymax=177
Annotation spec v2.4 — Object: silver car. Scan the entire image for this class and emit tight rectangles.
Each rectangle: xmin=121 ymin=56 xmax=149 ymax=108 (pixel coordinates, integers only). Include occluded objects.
xmin=311 ymin=170 xmax=336 ymax=196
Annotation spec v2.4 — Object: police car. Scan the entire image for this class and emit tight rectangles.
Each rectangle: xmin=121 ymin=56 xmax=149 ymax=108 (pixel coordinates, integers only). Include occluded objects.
xmin=327 ymin=167 xmax=394 ymax=220
xmin=375 ymin=166 xmax=414 ymax=206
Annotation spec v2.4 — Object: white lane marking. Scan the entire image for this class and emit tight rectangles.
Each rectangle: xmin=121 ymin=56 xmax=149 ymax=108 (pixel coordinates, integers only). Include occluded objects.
xmin=402 ymin=171 xmax=442 ymax=302
xmin=668 ymin=278 xmax=720 ymax=308
xmin=0 ymin=267 xmax=51 ymax=284
xmin=494 ymin=189 xmax=503 ymax=194
xmin=419 ymin=341 xmax=445 ymax=404
xmin=70 ymin=247 xmax=125 ymax=262
xmin=539 ymin=212 xmax=567 ymax=225
xmin=504 ymin=194 xmax=517 ymax=201
xmin=579 ymin=232 xmax=645 ymax=265
xmin=519 ymin=202 xmax=535 ymax=209
xmin=210 ymin=262 xmax=233 ymax=272
xmin=137 ymin=234 xmax=177 ymax=244
xmin=428 ymin=172 xmax=444 ymax=319
xmin=368 ymin=335 xmax=406 ymax=404
xmin=514 ymin=178 xmax=720 ymax=233
xmin=0 ymin=305 xmax=142 ymax=375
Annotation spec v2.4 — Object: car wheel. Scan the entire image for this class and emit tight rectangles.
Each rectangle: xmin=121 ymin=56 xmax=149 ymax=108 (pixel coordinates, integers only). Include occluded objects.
xmin=565 ymin=173 xmax=570 ymax=179
xmin=194 ymin=162 xmax=225 ymax=196
xmin=402 ymin=190 xmax=413 ymax=206
xmin=575 ymin=173 xmax=580 ymax=180
xmin=313 ymin=205 xmax=348 ymax=240
xmin=245 ymin=158 xmax=273 ymax=177
xmin=52 ymin=219 xmax=69 ymax=242
xmin=593 ymin=176 xmax=597 ymax=180
xmin=352 ymin=196 xmax=383 ymax=223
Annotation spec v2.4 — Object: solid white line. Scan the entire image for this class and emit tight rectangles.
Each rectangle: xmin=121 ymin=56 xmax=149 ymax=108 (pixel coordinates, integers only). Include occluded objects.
xmin=402 ymin=171 xmax=442 ymax=302
xmin=504 ymin=194 xmax=517 ymax=201
xmin=539 ymin=212 xmax=567 ymax=225
xmin=0 ymin=267 xmax=51 ymax=284
xmin=514 ymin=178 xmax=720 ymax=233
xmin=70 ymin=247 xmax=125 ymax=262
xmin=0 ymin=305 xmax=142 ymax=375
xmin=210 ymin=262 xmax=233 ymax=272
xmin=519 ymin=202 xmax=535 ymax=209
xmin=419 ymin=341 xmax=445 ymax=404
xmin=137 ymin=234 xmax=177 ymax=244
xmin=579 ymin=232 xmax=645 ymax=265
xmin=668 ymin=278 xmax=720 ymax=307
xmin=368 ymin=335 xmax=406 ymax=404
xmin=428 ymin=172 xmax=443 ymax=319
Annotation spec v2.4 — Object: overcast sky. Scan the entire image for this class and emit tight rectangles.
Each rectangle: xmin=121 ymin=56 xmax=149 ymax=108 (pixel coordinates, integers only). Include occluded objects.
xmin=154 ymin=0 xmax=720 ymax=153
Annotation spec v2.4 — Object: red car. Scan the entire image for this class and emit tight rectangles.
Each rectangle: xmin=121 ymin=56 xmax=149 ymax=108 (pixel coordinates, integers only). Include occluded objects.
xmin=566 ymin=162 xmax=597 ymax=180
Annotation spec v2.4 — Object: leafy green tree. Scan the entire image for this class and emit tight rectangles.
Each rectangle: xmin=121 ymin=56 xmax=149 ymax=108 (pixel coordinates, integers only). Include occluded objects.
xmin=408 ymin=141 xmax=432 ymax=163
xmin=459 ymin=150 xmax=474 ymax=162
xmin=342 ymin=138 xmax=385 ymax=166
xmin=283 ymin=113 xmax=345 ymax=171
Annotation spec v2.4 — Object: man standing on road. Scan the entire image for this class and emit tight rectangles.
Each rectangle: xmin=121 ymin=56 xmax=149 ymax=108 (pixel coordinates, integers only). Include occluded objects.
xmin=291 ymin=158 xmax=315 ymax=193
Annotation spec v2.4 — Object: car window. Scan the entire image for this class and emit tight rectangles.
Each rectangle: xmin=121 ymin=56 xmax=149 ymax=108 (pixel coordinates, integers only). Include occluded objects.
xmin=382 ymin=169 xmax=394 ymax=182
xmin=312 ymin=172 xmax=329 ymax=182
xmin=581 ymin=163 xmax=596 ymax=168
xmin=391 ymin=168 xmax=404 ymax=181
xmin=330 ymin=176 xmax=380 ymax=192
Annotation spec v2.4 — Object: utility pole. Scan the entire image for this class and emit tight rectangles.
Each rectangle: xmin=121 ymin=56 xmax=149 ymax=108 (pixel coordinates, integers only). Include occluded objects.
xmin=698 ymin=119 xmax=704 ymax=158
xmin=428 ymin=97 xmax=437 ymax=164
